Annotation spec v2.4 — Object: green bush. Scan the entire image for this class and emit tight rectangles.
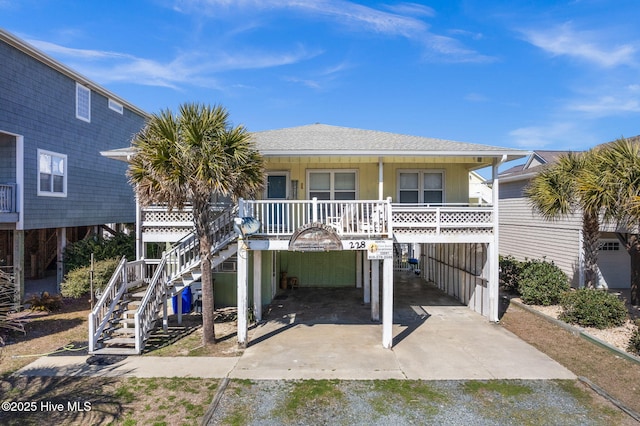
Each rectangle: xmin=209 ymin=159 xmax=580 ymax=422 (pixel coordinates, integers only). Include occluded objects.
xmin=559 ymin=289 xmax=627 ymax=329
xmin=499 ymin=255 xmax=523 ymax=293
xmin=518 ymin=258 xmax=569 ymax=305
xmin=61 ymin=258 xmax=121 ymax=298
xmin=63 ymin=232 xmax=134 ymax=273
xmin=627 ymin=320 xmax=640 ymax=355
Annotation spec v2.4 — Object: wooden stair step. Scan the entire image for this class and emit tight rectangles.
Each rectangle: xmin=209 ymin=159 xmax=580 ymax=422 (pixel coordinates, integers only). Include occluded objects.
xmin=111 ymin=328 xmax=135 ymax=336
xmin=103 ymin=337 xmax=136 ymax=346
xmin=90 ymin=347 xmax=138 ymax=356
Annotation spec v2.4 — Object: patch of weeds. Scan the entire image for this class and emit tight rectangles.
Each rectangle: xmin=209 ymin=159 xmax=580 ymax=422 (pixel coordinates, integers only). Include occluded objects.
xmin=554 ymin=380 xmax=626 ymax=423
xmin=463 ymin=380 xmax=533 ymax=397
xmin=279 ymin=379 xmax=344 ymax=420
xmin=370 ymin=380 xmax=444 ymax=417
xmin=144 ymin=379 xmax=159 ymax=392
xmin=152 ymin=413 xmax=167 ymax=424
xmin=221 ymin=408 xmax=249 ymax=426
xmin=115 ymin=385 xmax=136 ymax=404
xmin=121 ymin=416 xmax=137 ymax=426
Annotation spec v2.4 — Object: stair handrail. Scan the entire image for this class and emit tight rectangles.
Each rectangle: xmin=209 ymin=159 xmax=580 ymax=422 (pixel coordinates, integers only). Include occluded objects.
xmin=134 ymin=254 xmax=170 ymax=353
xmin=88 ymin=256 xmax=147 ymax=353
xmin=133 ymin=203 xmax=239 ymax=353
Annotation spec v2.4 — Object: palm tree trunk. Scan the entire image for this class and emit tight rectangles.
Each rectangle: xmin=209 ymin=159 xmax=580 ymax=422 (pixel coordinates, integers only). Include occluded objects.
xmin=199 ymin=236 xmax=216 ymax=345
xmin=193 ymin=198 xmax=216 ymax=345
xmin=582 ymin=211 xmax=600 ymax=288
xmin=628 ymin=235 xmax=640 ymax=306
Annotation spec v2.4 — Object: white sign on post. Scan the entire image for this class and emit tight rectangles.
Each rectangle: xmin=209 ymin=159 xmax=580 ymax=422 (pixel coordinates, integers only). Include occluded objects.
xmin=366 ymin=240 xmax=393 ymax=260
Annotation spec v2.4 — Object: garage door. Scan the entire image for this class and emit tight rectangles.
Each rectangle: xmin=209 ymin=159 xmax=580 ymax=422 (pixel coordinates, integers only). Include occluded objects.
xmin=598 ymin=240 xmax=630 ymax=289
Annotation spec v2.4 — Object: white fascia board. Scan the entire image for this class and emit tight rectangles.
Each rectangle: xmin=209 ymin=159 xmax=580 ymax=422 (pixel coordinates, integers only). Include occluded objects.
xmin=260 ymin=150 xmax=528 ymax=160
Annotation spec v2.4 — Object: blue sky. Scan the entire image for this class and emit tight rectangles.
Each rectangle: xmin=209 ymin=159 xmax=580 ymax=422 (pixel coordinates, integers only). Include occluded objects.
xmin=2 ymin=0 xmax=640 ymax=159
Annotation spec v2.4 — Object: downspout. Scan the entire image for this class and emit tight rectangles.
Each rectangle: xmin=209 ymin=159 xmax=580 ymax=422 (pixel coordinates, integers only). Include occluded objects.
xmin=490 ymin=155 xmax=507 ymax=322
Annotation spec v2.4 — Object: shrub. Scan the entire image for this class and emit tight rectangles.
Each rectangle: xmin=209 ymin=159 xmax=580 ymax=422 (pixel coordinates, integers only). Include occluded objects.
xmin=25 ymin=292 xmax=63 ymax=312
xmin=559 ymin=289 xmax=628 ymax=329
xmin=61 ymin=258 xmax=120 ymax=298
xmin=518 ymin=258 xmax=569 ymax=305
xmin=627 ymin=319 xmax=640 ymax=355
xmin=499 ymin=255 xmax=523 ymax=293
xmin=63 ymin=232 xmax=134 ymax=273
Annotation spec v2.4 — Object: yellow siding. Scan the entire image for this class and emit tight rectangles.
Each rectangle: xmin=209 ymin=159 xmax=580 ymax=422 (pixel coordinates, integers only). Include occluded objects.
xmin=264 ymin=158 xmax=471 ymax=203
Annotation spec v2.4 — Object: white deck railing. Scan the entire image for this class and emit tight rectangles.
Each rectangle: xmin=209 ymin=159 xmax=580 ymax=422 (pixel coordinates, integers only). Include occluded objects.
xmin=141 ymin=200 xmax=495 ymax=240
xmin=391 ymin=203 xmax=494 ymax=235
xmin=0 ymin=184 xmax=16 ymax=213
xmin=239 ymin=198 xmax=392 ymax=237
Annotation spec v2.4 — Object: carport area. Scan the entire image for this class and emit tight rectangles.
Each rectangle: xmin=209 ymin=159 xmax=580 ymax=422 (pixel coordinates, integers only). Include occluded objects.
xmin=230 ymin=271 xmax=575 ymax=380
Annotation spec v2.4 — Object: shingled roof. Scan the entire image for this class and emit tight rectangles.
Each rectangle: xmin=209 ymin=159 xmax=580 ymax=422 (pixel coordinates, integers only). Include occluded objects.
xmin=252 ymin=124 xmax=526 ymax=160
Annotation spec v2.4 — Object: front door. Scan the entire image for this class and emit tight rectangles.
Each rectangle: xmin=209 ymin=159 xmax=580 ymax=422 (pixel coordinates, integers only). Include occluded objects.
xmin=265 ymin=173 xmax=289 ymax=232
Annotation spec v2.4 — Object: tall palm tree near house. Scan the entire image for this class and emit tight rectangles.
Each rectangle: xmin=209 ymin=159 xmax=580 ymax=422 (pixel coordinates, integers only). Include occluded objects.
xmin=525 ymin=151 xmax=603 ymax=288
xmin=127 ymin=103 xmax=265 ymax=345
xmin=583 ymin=138 xmax=640 ymax=304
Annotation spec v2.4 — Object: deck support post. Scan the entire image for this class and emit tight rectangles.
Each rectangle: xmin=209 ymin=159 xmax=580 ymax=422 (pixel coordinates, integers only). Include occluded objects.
xmin=382 ymin=257 xmax=393 ymax=348
xmin=363 ymin=259 xmax=371 ymax=304
xmin=356 ymin=251 xmax=363 ymax=288
xmin=488 ymin=156 xmax=505 ymax=322
xmin=253 ymin=250 xmax=262 ymax=321
xmin=237 ymin=240 xmax=248 ymax=348
xmin=371 ymin=259 xmax=380 ymax=321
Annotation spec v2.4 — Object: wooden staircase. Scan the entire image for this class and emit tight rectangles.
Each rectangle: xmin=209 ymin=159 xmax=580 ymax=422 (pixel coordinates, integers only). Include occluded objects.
xmin=88 ymin=205 xmax=238 ymax=355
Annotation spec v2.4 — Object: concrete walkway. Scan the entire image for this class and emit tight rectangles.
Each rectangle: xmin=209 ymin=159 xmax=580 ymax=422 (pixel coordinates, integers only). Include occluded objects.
xmin=15 ymin=273 xmax=575 ymax=380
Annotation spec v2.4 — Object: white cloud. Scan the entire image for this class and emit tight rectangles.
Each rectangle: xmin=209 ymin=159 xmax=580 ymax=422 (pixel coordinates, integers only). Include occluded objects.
xmin=508 ymin=122 xmax=590 ymax=149
xmin=465 ymin=93 xmax=489 ymax=102
xmin=568 ymin=95 xmax=640 ymax=116
xmin=520 ymin=22 xmax=638 ymax=68
xmin=27 ymin=38 xmax=319 ymax=89
xmin=173 ymin=0 xmax=493 ymax=63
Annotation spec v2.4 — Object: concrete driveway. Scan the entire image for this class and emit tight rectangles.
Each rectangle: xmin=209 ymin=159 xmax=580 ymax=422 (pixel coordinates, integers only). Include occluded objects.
xmin=16 ymin=272 xmax=575 ymax=381
xmin=231 ymin=272 xmax=575 ymax=380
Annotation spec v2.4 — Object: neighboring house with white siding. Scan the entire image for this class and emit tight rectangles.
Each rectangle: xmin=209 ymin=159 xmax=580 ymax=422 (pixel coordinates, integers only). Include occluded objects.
xmin=499 ymin=150 xmax=630 ymax=289
xmin=469 ymin=170 xmax=492 ymax=205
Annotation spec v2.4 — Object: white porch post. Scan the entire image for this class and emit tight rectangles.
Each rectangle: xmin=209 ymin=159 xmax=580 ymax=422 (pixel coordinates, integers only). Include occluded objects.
xmin=363 ymin=259 xmax=371 ymax=304
xmin=253 ymin=250 xmax=262 ymax=321
xmin=371 ymin=259 xmax=380 ymax=321
xmin=237 ymin=241 xmax=249 ymax=347
xmin=488 ymin=157 xmax=504 ymax=322
xmin=135 ymin=197 xmax=142 ymax=259
xmin=382 ymin=257 xmax=394 ymax=348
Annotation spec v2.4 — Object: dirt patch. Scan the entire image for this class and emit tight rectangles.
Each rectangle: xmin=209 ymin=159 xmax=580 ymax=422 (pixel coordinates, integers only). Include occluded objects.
xmin=500 ymin=300 xmax=640 ymax=416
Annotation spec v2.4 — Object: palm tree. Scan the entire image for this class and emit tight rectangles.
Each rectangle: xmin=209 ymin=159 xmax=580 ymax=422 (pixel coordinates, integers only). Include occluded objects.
xmin=127 ymin=103 xmax=265 ymax=345
xmin=584 ymin=138 xmax=640 ymax=304
xmin=525 ymin=151 xmax=603 ymax=288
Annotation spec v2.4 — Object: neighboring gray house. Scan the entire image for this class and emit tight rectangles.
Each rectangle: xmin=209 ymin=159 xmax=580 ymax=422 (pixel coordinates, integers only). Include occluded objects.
xmin=499 ymin=150 xmax=630 ymax=289
xmin=0 ymin=29 xmax=147 ymax=299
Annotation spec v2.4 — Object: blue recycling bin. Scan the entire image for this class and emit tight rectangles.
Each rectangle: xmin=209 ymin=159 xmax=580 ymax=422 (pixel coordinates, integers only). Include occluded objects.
xmin=172 ymin=287 xmax=192 ymax=314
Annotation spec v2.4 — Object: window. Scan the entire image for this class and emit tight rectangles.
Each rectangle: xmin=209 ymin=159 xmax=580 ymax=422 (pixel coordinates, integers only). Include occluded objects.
xmin=599 ymin=241 xmax=620 ymax=251
xmin=308 ymin=170 xmax=356 ymax=200
xmin=398 ymin=170 xmax=444 ymax=204
xmin=38 ymin=150 xmax=67 ymax=197
xmin=108 ymin=99 xmax=123 ymax=114
xmin=76 ymin=83 xmax=91 ymax=122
